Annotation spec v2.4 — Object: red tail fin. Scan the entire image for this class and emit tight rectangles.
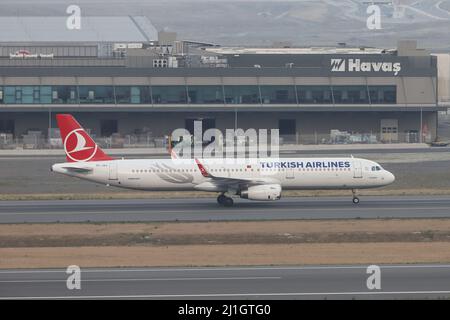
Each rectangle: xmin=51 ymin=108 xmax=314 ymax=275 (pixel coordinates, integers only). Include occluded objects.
xmin=56 ymin=114 xmax=114 ymax=162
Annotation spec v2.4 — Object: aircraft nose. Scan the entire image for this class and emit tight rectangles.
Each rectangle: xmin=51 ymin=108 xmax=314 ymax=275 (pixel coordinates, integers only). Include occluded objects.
xmin=385 ymin=171 xmax=395 ymax=184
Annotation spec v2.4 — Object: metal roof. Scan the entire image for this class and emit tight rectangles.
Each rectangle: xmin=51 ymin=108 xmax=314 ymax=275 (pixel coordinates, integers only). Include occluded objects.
xmin=205 ymin=47 xmax=393 ymax=55
xmin=0 ymin=16 xmax=157 ymax=43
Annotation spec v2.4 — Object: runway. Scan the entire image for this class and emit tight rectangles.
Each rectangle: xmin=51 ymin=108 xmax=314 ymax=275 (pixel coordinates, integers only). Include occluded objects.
xmin=2 ymin=196 xmax=450 ymax=223
xmin=1 ymin=264 xmax=450 ymax=299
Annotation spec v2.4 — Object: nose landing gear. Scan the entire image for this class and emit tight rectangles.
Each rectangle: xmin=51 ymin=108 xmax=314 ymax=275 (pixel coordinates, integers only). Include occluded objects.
xmin=217 ymin=194 xmax=234 ymax=207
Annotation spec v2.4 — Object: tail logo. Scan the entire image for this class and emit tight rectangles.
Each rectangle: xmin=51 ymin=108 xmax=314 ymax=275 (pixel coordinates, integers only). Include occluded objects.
xmin=64 ymin=129 xmax=98 ymax=162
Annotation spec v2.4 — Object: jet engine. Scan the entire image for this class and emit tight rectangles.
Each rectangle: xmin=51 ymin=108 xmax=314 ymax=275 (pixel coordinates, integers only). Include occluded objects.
xmin=240 ymin=184 xmax=281 ymax=201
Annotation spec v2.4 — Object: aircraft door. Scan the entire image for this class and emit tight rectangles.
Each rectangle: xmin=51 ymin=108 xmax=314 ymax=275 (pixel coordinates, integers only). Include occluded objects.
xmin=353 ymin=160 xmax=363 ymax=178
xmin=108 ymin=161 xmax=118 ymax=180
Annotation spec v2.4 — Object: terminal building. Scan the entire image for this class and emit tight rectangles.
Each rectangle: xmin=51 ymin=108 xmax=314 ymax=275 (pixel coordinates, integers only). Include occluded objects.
xmin=0 ymin=16 xmax=448 ymax=148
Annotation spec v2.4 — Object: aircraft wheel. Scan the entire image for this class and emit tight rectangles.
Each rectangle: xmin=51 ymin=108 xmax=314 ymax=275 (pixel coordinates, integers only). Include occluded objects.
xmin=223 ymin=197 xmax=234 ymax=207
xmin=352 ymin=197 xmax=360 ymax=204
xmin=217 ymin=194 xmax=227 ymax=205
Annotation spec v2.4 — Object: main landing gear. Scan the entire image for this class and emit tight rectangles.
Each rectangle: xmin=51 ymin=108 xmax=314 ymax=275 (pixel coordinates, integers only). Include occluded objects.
xmin=217 ymin=194 xmax=234 ymax=207
xmin=352 ymin=189 xmax=360 ymax=204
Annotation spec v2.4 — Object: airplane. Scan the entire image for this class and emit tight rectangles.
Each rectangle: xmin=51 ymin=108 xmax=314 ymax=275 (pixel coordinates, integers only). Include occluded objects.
xmin=51 ymin=114 xmax=395 ymax=206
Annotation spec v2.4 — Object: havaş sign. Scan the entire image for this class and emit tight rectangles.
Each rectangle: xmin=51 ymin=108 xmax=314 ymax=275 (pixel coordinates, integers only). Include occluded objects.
xmin=331 ymin=58 xmax=402 ymax=76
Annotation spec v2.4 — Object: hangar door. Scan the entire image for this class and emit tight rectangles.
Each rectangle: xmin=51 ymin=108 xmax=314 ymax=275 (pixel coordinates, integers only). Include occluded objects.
xmin=381 ymin=119 xmax=398 ymax=143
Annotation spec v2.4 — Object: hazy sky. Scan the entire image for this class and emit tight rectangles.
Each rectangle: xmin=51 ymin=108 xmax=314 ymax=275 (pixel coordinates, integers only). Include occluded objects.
xmin=1 ymin=0 xmax=449 ymax=49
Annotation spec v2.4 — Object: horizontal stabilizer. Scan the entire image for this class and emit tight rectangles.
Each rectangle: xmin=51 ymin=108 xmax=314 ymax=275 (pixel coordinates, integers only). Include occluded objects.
xmin=61 ymin=166 xmax=93 ymax=173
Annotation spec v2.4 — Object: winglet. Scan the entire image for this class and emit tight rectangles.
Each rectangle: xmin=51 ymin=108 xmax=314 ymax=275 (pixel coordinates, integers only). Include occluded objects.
xmin=170 ymin=148 xmax=178 ymax=160
xmin=168 ymin=135 xmax=178 ymax=160
xmin=195 ymin=158 xmax=211 ymax=178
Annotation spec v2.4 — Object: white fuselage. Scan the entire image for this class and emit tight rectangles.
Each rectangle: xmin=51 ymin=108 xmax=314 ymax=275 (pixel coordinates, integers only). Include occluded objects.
xmin=52 ymin=157 xmax=395 ymax=192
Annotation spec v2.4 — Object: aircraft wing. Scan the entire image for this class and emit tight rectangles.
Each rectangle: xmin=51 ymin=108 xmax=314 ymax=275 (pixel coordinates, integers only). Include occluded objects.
xmin=194 ymin=158 xmax=279 ymax=188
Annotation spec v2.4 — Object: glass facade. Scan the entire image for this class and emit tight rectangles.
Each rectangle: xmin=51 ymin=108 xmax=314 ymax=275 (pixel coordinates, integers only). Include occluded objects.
xmin=79 ymin=86 xmax=114 ymax=104
xmin=224 ymin=86 xmax=260 ymax=104
xmin=3 ymin=86 xmax=52 ymax=104
xmin=188 ymin=85 xmax=224 ymax=104
xmin=0 ymin=84 xmax=397 ymax=105
xmin=333 ymin=86 xmax=369 ymax=104
xmin=260 ymin=85 xmax=297 ymax=104
xmin=152 ymin=86 xmax=187 ymax=104
xmin=52 ymin=86 xmax=78 ymax=104
xmin=115 ymin=86 xmax=151 ymax=104
xmin=369 ymin=86 xmax=397 ymax=104
xmin=298 ymin=86 xmax=333 ymax=104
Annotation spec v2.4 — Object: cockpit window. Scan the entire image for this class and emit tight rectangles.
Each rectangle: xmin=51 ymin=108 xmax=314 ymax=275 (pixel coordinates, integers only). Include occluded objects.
xmin=371 ymin=166 xmax=382 ymax=171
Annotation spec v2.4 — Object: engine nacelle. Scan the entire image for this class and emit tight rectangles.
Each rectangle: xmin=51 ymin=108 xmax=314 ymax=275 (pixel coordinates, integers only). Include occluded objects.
xmin=240 ymin=184 xmax=282 ymax=201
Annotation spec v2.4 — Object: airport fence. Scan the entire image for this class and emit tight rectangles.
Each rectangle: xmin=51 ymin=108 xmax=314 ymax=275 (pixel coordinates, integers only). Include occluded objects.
xmin=0 ymin=130 xmax=433 ymax=150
